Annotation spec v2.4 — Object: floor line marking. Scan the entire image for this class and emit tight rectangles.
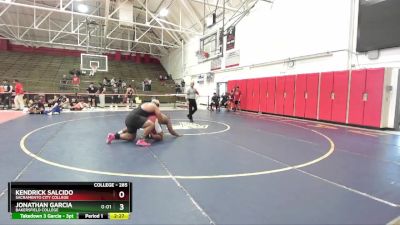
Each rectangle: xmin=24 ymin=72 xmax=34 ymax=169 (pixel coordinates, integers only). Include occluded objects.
xmin=335 ymin=148 xmax=400 ymax=167
xmin=279 ymin=119 xmax=309 ymax=124
xmin=388 ymin=215 xmax=400 ymax=225
xmin=236 ymin=110 xmax=400 ymax=136
xmin=148 ymin=149 xmax=216 ymax=225
xmin=217 ymin=132 xmax=399 ymax=208
xmin=348 ymin=130 xmax=381 ymax=137
xmin=0 ymin=188 xmax=6 ymax=199
xmin=212 ymin=131 xmax=324 ymax=169
xmin=19 ymin=115 xmax=335 ymax=179
xmin=253 ymin=128 xmax=318 ymax=146
xmin=212 ymin=135 xmax=292 ymax=167
xmin=279 ymin=120 xmax=400 ymax=166
xmin=0 ymin=119 xmax=69 ymax=200
xmin=297 ymin=169 xmax=399 ymax=207
xmin=170 ymin=119 xmax=230 ymax=135
xmin=278 ymin=121 xmax=400 ymax=208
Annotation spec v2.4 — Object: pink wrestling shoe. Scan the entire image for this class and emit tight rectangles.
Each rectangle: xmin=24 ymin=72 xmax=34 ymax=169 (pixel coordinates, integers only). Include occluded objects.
xmin=106 ymin=133 xmax=115 ymax=144
xmin=136 ymin=139 xmax=151 ymax=147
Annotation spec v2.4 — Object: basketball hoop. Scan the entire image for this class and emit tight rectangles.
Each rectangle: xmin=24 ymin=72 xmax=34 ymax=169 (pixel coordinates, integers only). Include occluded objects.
xmin=81 ymin=53 xmax=108 ymax=73
xmin=195 ymin=50 xmax=209 ymax=62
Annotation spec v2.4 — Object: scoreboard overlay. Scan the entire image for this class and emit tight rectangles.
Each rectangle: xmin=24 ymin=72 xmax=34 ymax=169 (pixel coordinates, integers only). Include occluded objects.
xmin=8 ymin=182 xmax=132 ymax=220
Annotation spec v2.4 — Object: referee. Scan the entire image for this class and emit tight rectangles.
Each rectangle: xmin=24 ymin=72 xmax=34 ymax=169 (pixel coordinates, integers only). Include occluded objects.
xmin=186 ymin=81 xmax=199 ymax=122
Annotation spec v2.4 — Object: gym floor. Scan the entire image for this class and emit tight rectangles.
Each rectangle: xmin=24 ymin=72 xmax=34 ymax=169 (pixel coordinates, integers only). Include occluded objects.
xmin=0 ymin=109 xmax=399 ymax=225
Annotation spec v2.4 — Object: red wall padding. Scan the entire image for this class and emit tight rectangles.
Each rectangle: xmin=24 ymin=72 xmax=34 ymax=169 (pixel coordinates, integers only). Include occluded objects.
xmin=319 ymin=72 xmax=334 ymax=121
xmin=295 ymin=74 xmax=307 ymax=117
xmin=227 ymin=68 xmax=385 ymax=128
xmin=349 ymin=68 xmax=385 ymax=127
xmin=259 ymin=78 xmax=268 ymax=113
xmin=115 ymin=51 xmax=122 ymax=61
xmin=283 ymin=75 xmax=295 ymax=116
xmin=0 ymin=39 xmax=9 ymax=50
xmin=304 ymin=73 xmax=319 ymax=119
xmin=363 ymin=68 xmax=384 ymax=127
xmin=275 ymin=77 xmax=285 ymax=114
xmin=331 ymin=70 xmax=349 ymax=123
xmin=348 ymin=69 xmax=366 ymax=125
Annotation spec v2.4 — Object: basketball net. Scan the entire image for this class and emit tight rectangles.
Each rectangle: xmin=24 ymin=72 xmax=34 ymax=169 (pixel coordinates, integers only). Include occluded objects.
xmin=90 ymin=65 xmax=98 ymax=76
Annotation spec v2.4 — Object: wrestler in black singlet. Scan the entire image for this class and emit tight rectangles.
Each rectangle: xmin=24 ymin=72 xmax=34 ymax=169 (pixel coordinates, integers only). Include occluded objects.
xmin=125 ymin=105 xmax=155 ymax=133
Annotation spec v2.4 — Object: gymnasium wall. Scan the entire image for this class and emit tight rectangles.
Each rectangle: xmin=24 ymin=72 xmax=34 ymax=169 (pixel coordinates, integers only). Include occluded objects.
xmin=161 ymin=0 xmax=400 ymax=104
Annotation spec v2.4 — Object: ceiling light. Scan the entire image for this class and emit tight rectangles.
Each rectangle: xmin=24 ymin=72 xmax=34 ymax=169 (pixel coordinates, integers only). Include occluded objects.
xmin=159 ymin=8 xmax=168 ymax=17
xmin=77 ymin=4 xmax=88 ymax=13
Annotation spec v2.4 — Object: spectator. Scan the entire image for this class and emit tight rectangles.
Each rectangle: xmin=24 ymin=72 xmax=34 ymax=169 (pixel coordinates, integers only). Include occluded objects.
xmin=121 ymin=80 xmax=127 ymax=89
xmin=69 ymin=68 xmax=81 ymax=76
xmin=2 ymin=80 xmax=12 ymax=109
xmin=27 ymin=99 xmax=34 ymax=108
xmin=110 ymin=83 xmax=119 ymax=109
xmin=159 ymin=75 xmax=163 ymax=81
xmin=98 ymin=83 xmax=106 ymax=108
xmin=70 ymin=94 xmax=78 ymax=106
xmin=210 ymin=92 xmax=220 ymax=112
xmin=13 ymin=79 xmax=25 ymax=110
xmin=44 ymin=95 xmax=63 ymax=115
xmin=28 ymin=95 xmax=45 ymax=114
xmin=47 ymin=95 xmax=60 ymax=108
xmin=36 ymin=95 xmax=46 ymax=109
xmin=175 ymin=84 xmax=181 ymax=94
xmin=143 ymin=79 xmax=148 ymax=91
xmin=71 ymin=74 xmax=80 ymax=85
xmin=76 ymin=68 xmax=81 ymax=76
xmin=125 ymin=85 xmax=135 ymax=109
xmin=61 ymin=74 xmax=68 ymax=83
xmin=148 ymin=79 xmax=152 ymax=91
xmin=232 ymin=86 xmax=241 ymax=111
xmin=118 ymin=78 xmax=122 ymax=87
xmin=103 ymin=77 xmax=110 ymax=87
xmin=70 ymin=101 xmax=90 ymax=111
xmin=220 ymin=92 xmax=229 ymax=109
xmin=181 ymin=79 xmax=185 ymax=93
xmin=164 ymin=75 xmax=168 ymax=81
xmin=186 ymin=81 xmax=199 ymax=122
xmin=86 ymin=82 xmax=98 ymax=108
xmin=60 ymin=74 xmax=68 ymax=90
xmin=110 ymin=77 xmax=116 ymax=87
xmin=60 ymin=96 xmax=70 ymax=109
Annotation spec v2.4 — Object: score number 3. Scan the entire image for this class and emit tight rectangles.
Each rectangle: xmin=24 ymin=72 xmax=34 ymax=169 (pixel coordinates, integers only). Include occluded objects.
xmin=118 ymin=191 xmax=125 ymax=211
